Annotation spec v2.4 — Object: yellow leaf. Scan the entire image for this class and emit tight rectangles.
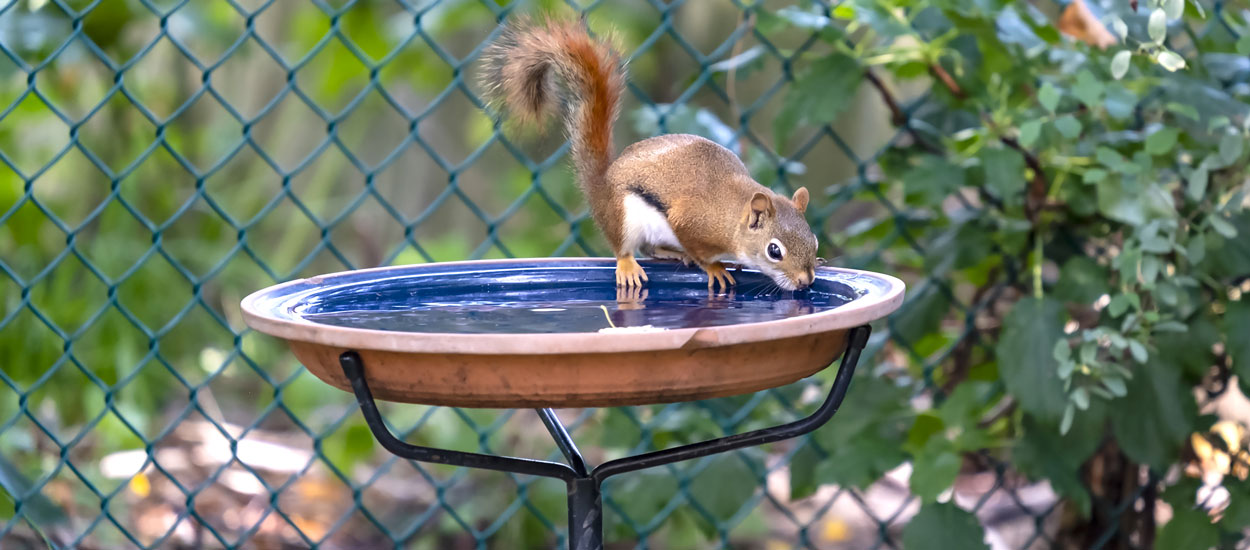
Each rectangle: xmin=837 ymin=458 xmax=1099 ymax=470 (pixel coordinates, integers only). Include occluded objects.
xmin=821 ymin=518 xmax=851 ymax=542
xmin=765 ymin=540 xmax=790 ymax=550
xmin=129 ymin=473 xmax=151 ymax=498
xmin=1192 ymin=433 xmax=1215 ymax=463
xmin=1212 ymin=421 xmax=1244 ymax=454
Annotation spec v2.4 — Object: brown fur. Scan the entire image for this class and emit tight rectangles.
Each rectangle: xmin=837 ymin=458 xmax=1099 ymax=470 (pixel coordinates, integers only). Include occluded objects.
xmin=482 ymin=18 xmax=818 ymax=290
xmin=482 ymin=17 xmax=623 ymax=186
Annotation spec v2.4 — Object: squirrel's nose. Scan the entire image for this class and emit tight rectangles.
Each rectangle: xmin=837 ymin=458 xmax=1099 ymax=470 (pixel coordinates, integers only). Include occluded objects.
xmin=795 ymin=272 xmax=813 ymax=289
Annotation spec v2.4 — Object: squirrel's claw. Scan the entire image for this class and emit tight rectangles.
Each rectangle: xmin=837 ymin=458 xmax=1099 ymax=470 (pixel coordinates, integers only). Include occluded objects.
xmin=703 ymin=262 xmax=736 ymax=294
xmin=615 ymin=256 xmax=649 ymax=288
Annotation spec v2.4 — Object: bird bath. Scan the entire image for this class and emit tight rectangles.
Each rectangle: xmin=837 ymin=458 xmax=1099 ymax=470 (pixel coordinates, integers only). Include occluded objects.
xmin=241 ymin=258 xmax=904 ymax=549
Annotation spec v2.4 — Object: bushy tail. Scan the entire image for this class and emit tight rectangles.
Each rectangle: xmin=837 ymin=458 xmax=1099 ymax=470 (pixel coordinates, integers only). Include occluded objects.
xmin=482 ymin=17 xmax=625 ymax=188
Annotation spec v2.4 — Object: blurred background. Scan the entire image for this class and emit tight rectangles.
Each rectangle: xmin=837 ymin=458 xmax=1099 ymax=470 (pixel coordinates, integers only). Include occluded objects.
xmin=2 ymin=0 xmax=1249 ymax=548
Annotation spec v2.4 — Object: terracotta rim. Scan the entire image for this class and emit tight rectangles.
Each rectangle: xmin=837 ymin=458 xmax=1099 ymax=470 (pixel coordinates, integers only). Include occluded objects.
xmin=240 ymin=257 xmax=906 ymax=355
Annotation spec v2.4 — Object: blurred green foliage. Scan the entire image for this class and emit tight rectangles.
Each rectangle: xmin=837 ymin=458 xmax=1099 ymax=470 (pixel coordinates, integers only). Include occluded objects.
xmin=1 ymin=0 xmax=1249 ymax=548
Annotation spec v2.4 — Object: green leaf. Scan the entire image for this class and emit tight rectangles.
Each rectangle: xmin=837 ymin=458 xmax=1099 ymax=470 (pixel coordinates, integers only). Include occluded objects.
xmin=1187 ymin=232 xmax=1206 ymax=263
xmin=774 ymin=53 xmax=863 ymax=144
xmin=1018 ymin=119 xmax=1043 ymax=148
xmin=0 ymin=455 xmax=69 ymax=533
xmin=1219 ymin=133 xmax=1244 ymax=165
xmin=1210 ymin=215 xmax=1239 ymax=239
xmin=1014 ymin=408 xmax=1104 ymax=517
xmin=1128 ymin=340 xmax=1148 ymax=363
xmin=811 ymin=373 xmax=912 ymax=488
xmin=1073 ymin=70 xmax=1103 ymax=107
xmin=980 ymin=147 xmax=1026 ymax=203
xmin=1055 ymin=257 xmax=1109 ymax=304
xmin=788 ymin=446 xmax=819 ymax=500
xmin=996 ymin=298 xmax=1068 ymax=420
xmin=1058 ymin=357 xmax=1075 ymax=379
xmin=1053 ymin=339 xmax=1071 ymax=363
xmin=1156 ymin=504 xmax=1220 ymax=549
xmin=814 ymin=433 xmax=908 ymax=489
xmin=773 ymin=6 xmax=831 ymax=30
xmin=1095 ymin=146 xmax=1129 ymax=171
xmin=1166 ymin=101 xmax=1200 ymax=121
xmin=1103 ymin=84 xmax=1138 ymax=120
xmin=910 ymin=445 xmax=962 ymax=502
xmin=1187 ymin=164 xmax=1209 ymax=201
xmin=1059 ymin=403 xmax=1075 ymax=434
xmin=901 ymin=502 xmax=989 ymax=550
xmin=606 ymin=470 xmax=680 ymax=539
xmin=1156 ymin=50 xmax=1186 ymax=71
xmin=904 ymin=155 xmax=965 ymax=205
xmin=1163 ymin=0 xmax=1184 ymax=19
xmin=1141 ymin=254 xmax=1161 ymax=285
xmin=1227 ymin=300 xmax=1250 ymax=395
xmin=1238 ymin=35 xmax=1250 ymax=56
xmin=1072 ymin=387 xmax=1090 ymax=410
xmin=1153 ymin=320 xmax=1188 ymax=333
xmin=1055 ymin=116 xmax=1082 ymax=139
xmin=1205 ymin=213 xmax=1250 ymax=278
xmin=1110 ymin=18 xmax=1127 ymax=41
xmin=1190 ymin=0 xmax=1206 ymax=18
xmin=1222 ymin=479 xmax=1250 ymax=530
xmin=1148 ymin=9 xmax=1167 ymax=43
xmin=1098 ymin=178 xmax=1146 ymax=226
xmin=1139 ymin=221 xmax=1172 ymax=253
xmin=1104 ymin=376 xmax=1127 ymax=397
xmin=689 ymin=454 xmax=759 ymax=524
xmin=1145 ymin=127 xmax=1180 ymax=155
xmin=1038 ymin=82 xmax=1060 ymax=113
xmin=906 ymin=412 xmax=945 ymax=453
xmin=1109 ymin=359 xmax=1197 ymax=469
xmin=893 ymin=283 xmax=952 ymax=346
xmin=324 ymin=421 xmax=377 ymax=472
xmin=1110 ymin=50 xmax=1132 ymax=80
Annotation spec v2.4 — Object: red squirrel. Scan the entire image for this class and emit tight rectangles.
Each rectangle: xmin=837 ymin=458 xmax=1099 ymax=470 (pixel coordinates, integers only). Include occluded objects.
xmin=482 ymin=17 xmax=818 ymax=291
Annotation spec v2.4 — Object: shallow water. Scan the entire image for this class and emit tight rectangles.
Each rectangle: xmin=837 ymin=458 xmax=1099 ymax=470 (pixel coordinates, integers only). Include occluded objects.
xmin=294 ymin=272 xmax=858 ymax=334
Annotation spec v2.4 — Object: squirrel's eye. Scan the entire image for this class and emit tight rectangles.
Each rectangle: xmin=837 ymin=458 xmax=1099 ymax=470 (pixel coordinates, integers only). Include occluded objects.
xmin=766 ymin=242 xmax=784 ymax=262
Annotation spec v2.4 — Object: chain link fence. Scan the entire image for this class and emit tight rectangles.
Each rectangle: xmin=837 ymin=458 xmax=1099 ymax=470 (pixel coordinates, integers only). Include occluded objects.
xmin=1 ymin=0 xmax=1245 ymax=548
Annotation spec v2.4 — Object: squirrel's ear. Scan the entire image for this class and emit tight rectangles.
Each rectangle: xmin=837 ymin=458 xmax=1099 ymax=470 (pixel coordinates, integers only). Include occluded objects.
xmin=792 ymin=187 xmax=809 ymax=213
xmin=745 ymin=192 xmax=774 ymax=230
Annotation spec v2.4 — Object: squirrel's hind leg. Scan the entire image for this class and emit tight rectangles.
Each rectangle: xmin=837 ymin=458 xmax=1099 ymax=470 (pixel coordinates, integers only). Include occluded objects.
xmin=615 ymin=255 xmax=649 ymax=288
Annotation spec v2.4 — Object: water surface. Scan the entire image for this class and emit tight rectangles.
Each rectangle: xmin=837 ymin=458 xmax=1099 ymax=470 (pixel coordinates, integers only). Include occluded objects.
xmin=292 ymin=267 xmax=859 ymax=334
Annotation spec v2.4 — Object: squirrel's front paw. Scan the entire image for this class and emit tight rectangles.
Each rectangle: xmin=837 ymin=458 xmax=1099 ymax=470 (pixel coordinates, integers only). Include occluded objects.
xmin=702 ymin=262 xmax=736 ymax=293
xmin=615 ymin=256 xmax=649 ymax=288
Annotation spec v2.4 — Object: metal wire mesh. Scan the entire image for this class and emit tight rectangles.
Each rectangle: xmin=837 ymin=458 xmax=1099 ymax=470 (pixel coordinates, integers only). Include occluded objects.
xmin=1 ymin=0 xmax=1239 ymax=548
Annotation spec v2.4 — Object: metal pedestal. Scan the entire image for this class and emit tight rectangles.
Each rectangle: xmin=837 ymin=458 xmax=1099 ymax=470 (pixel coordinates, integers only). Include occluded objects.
xmin=339 ymin=325 xmax=871 ymax=550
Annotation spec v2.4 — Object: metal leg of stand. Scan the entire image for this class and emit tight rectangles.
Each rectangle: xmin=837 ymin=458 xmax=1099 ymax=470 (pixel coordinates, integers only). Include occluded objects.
xmin=339 ymin=325 xmax=871 ymax=550
xmin=568 ymin=477 xmax=603 ymax=550
xmin=537 ymin=408 xmax=590 ymax=477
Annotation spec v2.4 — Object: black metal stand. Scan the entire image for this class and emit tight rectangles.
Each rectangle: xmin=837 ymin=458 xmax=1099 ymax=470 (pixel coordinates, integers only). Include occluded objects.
xmin=339 ymin=325 xmax=871 ymax=550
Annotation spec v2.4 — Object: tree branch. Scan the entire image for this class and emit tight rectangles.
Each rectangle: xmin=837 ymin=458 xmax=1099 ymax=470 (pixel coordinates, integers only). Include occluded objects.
xmin=1000 ymin=136 xmax=1049 ymax=222
xmin=929 ymin=62 xmax=965 ymax=99
xmin=864 ymin=69 xmax=943 ymax=155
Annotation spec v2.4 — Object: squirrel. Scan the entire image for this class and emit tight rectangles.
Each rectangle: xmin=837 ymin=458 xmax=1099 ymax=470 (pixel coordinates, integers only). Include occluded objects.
xmin=481 ymin=17 xmax=819 ymax=292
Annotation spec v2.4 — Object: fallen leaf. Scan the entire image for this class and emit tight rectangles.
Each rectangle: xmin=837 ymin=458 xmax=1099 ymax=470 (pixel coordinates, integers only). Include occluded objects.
xmin=1059 ymin=0 xmax=1118 ymax=50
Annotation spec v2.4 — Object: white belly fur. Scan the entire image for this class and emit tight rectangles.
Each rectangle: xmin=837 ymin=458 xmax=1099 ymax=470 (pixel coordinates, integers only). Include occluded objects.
xmin=622 ymin=194 xmax=682 ymax=253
